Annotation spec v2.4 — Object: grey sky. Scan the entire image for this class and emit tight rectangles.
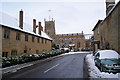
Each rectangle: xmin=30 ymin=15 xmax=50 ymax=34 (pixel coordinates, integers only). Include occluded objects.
xmin=0 ymin=0 xmax=119 ymax=34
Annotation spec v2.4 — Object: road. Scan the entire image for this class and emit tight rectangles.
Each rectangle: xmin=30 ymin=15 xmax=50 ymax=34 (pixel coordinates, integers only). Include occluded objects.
xmin=3 ymin=52 xmax=89 ymax=79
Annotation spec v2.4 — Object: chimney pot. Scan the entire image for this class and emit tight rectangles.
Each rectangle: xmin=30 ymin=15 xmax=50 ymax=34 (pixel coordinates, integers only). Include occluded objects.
xmin=41 ymin=26 xmax=43 ymax=31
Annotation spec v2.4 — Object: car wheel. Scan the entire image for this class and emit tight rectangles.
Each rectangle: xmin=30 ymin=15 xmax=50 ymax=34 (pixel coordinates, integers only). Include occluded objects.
xmin=95 ymin=63 xmax=97 ymax=67
xmin=113 ymin=72 xmax=116 ymax=74
xmin=100 ymin=67 xmax=103 ymax=72
xmin=100 ymin=64 xmax=103 ymax=72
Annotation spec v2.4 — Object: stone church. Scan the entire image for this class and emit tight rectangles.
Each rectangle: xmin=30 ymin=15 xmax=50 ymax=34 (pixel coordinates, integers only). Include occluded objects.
xmin=44 ymin=18 xmax=91 ymax=50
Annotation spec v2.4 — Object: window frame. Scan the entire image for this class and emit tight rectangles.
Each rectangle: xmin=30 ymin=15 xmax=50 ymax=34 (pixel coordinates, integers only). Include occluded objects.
xmin=16 ymin=32 xmax=20 ymax=40
xmin=2 ymin=52 xmax=8 ymax=57
xmin=25 ymin=34 xmax=28 ymax=41
xmin=4 ymin=29 xmax=10 ymax=39
xmin=37 ymin=37 xmax=39 ymax=43
xmin=32 ymin=36 xmax=35 ymax=42
xmin=42 ymin=38 xmax=44 ymax=44
xmin=11 ymin=50 xmax=17 ymax=56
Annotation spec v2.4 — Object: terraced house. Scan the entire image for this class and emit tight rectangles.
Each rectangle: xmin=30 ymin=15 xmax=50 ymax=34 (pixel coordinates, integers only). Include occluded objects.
xmin=0 ymin=10 xmax=52 ymax=57
xmin=92 ymin=0 xmax=120 ymax=54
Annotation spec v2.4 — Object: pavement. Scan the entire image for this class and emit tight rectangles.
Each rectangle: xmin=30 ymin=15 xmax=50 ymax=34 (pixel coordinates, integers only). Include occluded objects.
xmin=1 ymin=52 xmax=90 ymax=79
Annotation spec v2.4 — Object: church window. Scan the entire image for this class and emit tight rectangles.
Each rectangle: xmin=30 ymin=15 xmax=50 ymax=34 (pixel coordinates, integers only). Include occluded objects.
xmin=77 ymin=42 xmax=80 ymax=47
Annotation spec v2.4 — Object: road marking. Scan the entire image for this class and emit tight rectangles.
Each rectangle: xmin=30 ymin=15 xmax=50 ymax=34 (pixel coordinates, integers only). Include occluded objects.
xmin=44 ymin=63 xmax=59 ymax=73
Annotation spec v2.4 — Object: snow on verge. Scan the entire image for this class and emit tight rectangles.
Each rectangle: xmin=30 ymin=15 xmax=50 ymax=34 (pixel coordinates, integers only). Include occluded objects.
xmin=61 ymin=51 xmax=90 ymax=56
xmin=85 ymin=54 xmax=120 ymax=79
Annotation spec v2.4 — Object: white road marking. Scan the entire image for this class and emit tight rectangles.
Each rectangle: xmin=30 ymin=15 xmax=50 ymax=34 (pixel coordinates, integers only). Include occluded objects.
xmin=44 ymin=63 xmax=59 ymax=73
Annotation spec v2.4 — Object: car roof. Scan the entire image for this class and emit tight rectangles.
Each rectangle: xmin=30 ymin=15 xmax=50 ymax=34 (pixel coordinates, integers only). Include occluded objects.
xmin=96 ymin=50 xmax=119 ymax=59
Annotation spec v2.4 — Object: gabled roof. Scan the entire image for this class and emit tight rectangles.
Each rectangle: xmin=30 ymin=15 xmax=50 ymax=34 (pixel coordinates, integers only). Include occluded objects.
xmin=92 ymin=1 xmax=120 ymax=32
xmin=92 ymin=20 xmax=103 ymax=31
xmin=0 ymin=12 xmax=52 ymax=40
xmin=103 ymin=1 xmax=120 ymax=22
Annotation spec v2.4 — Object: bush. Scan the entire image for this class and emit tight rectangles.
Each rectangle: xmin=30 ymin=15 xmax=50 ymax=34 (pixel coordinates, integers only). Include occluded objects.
xmin=2 ymin=49 xmax=65 ymax=68
xmin=2 ymin=57 xmax=11 ymax=68
xmin=65 ymin=50 xmax=69 ymax=53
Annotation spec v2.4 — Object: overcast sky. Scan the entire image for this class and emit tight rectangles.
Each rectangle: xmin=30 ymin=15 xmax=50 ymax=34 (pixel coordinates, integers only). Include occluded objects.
xmin=0 ymin=0 xmax=119 ymax=34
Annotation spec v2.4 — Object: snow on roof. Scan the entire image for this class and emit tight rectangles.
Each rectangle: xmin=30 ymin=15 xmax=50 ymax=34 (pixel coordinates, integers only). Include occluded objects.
xmin=106 ymin=0 xmax=115 ymax=2
xmin=92 ymin=1 xmax=120 ymax=31
xmin=0 ymin=12 xmax=52 ymax=40
xmin=107 ymin=1 xmax=120 ymax=17
xmin=97 ymin=50 xmax=119 ymax=59
xmin=107 ymin=4 xmax=115 ymax=8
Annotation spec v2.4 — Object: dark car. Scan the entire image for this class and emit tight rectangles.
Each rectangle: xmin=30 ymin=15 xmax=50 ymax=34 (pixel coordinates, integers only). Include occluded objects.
xmin=94 ymin=50 xmax=120 ymax=74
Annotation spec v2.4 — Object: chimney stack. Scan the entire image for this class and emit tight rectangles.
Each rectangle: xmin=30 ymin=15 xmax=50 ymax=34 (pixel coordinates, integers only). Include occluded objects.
xmin=41 ymin=26 xmax=43 ymax=31
xmin=106 ymin=0 xmax=115 ymax=16
xmin=19 ymin=9 xmax=23 ymax=29
xmin=82 ymin=31 xmax=84 ymax=35
xmin=38 ymin=22 xmax=41 ymax=35
xmin=33 ymin=19 xmax=36 ymax=33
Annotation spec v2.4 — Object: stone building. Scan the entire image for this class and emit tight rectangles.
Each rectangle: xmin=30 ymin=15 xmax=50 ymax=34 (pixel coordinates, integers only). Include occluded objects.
xmin=92 ymin=0 xmax=120 ymax=53
xmin=0 ymin=26 xmax=2 ymax=55
xmin=44 ymin=19 xmax=56 ymax=38
xmin=44 ymin=18 xmax=92 ymax=50
xmin=0 ymin=10 xmax=52 ymax=57
xmin=52 ymin=32 xmax=86 ymax=50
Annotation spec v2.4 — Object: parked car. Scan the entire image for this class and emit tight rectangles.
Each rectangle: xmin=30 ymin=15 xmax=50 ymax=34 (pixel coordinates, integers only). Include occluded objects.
xmin=94 ymin=50 xmax=120 ymax=74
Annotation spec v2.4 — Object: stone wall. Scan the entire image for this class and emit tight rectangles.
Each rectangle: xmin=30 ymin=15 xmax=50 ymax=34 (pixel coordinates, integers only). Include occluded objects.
xmin=118 ymin=3 xmax=120 ymax=53
xmin=93 ymin=2 xmax=120 ymax=53
xmin=52 ymin=33 xmax=86 ymax=49
xmin=2 ymin=27 xmax=52 ymax=57
xmin=0 ymin=26 xmax=2 ymax=55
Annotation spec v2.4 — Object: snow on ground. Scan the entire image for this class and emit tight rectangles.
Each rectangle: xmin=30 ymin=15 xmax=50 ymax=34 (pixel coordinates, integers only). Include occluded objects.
xmin=71 ymin=51 xmax=90 ymax=54
xmin=61 ymin=51 xmax=90 ymax=56
xmin=85 ymin=54 xmax=120 ymax=79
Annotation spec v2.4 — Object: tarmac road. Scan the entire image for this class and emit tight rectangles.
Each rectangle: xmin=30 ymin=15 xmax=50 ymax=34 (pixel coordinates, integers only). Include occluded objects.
xmin=3 ymin=52 xmax=89 ymax=79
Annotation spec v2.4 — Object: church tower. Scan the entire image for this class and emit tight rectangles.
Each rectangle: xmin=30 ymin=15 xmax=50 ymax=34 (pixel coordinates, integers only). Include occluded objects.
xmin=44 ymin=18 xmax=56 ymax=37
